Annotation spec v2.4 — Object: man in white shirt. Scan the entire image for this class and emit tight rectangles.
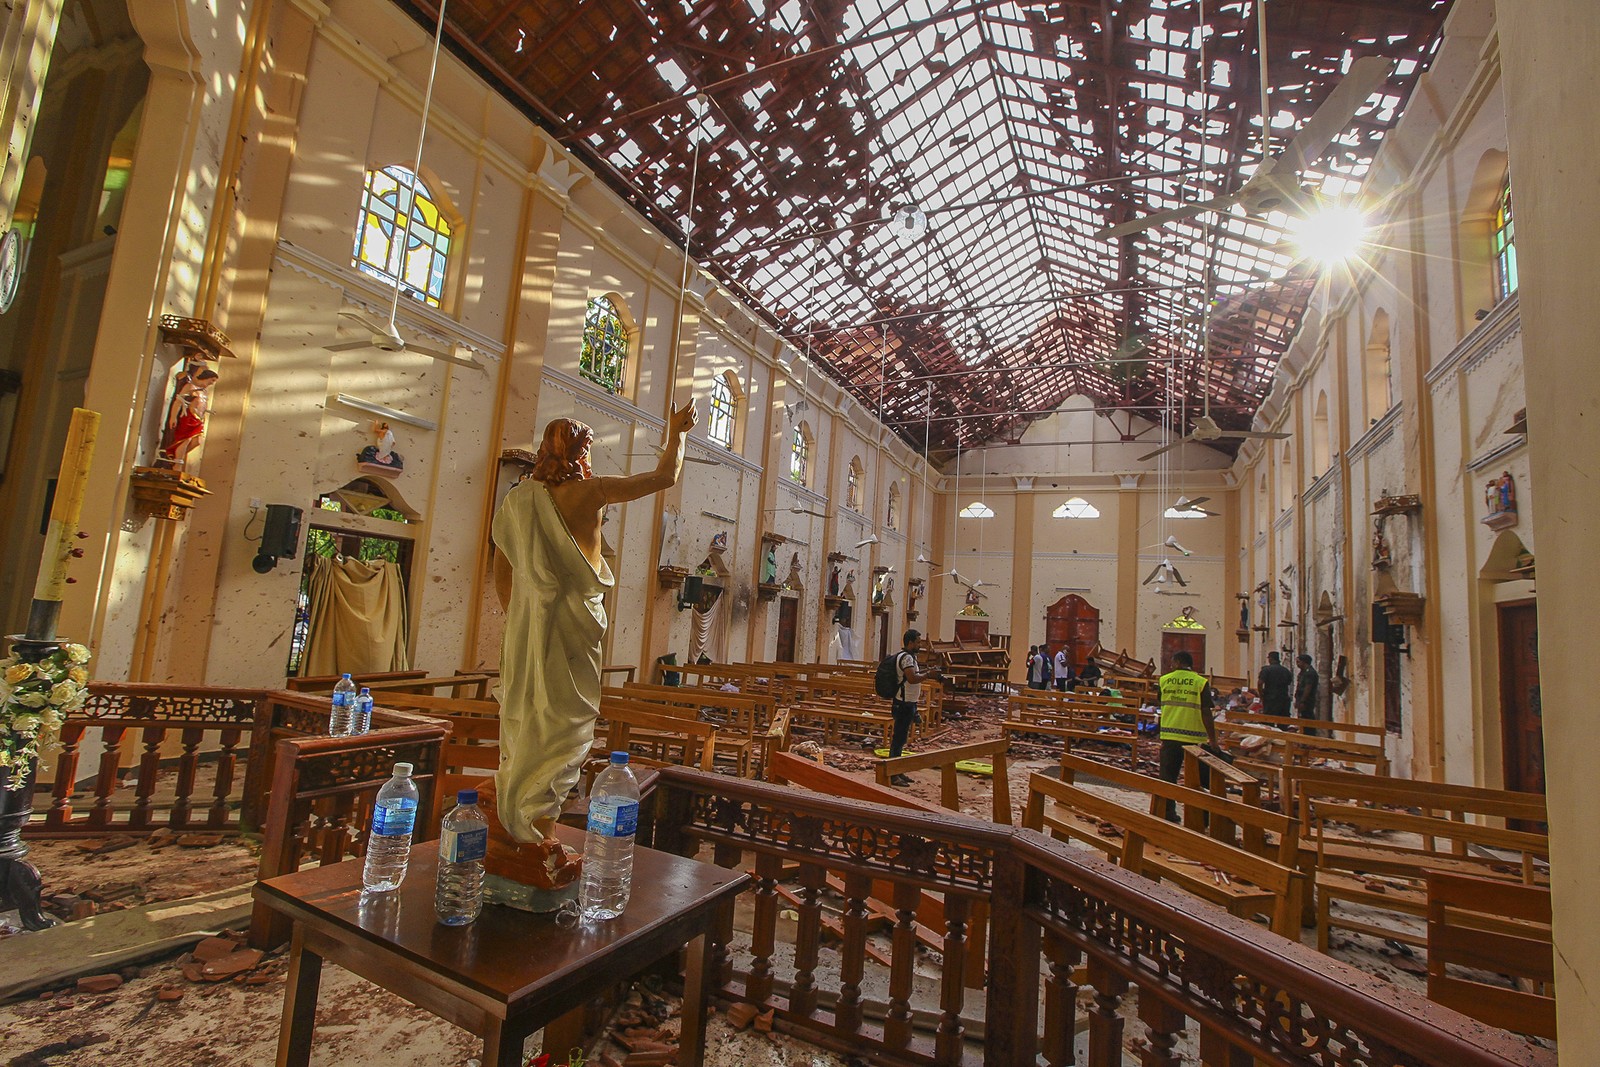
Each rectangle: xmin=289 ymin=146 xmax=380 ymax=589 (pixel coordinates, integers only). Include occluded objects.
xmin=1053 ymin=647 xmax=1074 ymax=692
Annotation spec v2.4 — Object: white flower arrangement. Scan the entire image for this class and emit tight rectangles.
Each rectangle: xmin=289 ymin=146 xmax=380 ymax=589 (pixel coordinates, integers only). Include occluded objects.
xmin=0 ymin=644 xmax=90 ymax=771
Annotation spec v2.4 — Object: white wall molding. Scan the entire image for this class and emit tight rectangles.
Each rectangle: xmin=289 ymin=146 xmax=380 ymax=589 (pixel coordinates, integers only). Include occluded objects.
xmin=1347 ymin=404 xmax=1403 ymax=461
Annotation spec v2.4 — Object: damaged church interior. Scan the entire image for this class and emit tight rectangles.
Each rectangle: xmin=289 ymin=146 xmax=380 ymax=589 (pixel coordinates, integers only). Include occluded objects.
xmin=0 ymin=0 xmax=1592 ymax=1063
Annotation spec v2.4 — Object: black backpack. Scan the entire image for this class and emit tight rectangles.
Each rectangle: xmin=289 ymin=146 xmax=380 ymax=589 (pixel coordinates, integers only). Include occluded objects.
xmin=874 ymin=652 xmax=904 ymax=700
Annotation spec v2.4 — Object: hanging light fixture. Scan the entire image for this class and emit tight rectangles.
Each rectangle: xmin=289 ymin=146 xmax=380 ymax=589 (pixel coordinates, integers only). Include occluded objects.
xmin=890 ymin=205 xmax=928 ymax=240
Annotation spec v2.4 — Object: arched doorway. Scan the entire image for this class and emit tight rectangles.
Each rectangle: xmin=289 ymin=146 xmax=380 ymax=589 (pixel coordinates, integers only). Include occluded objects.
xmin=1159 ymin=607 xmax=1207 ymax=675
xmin=1044 ymin=594 xmax=1100 ymax=670
xmin=1480 ymin=531 xmax=1542 ymax=816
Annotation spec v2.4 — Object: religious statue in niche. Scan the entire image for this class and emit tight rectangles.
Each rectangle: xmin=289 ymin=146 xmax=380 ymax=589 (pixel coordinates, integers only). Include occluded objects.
xmin=872 ymin=571 xmax=894 ymax=606
xmin=1371 ymin=516 xmax=1393 ymax=567
xmin=1482 ymin=470 xmax=1518 ymax=530
xmin=841 ymin=570 xmax=857 ymax=600
xmin=157 ymin=361 xmax=220 ymax=470
xmin=828 ymin=564 xmax=841 ymax=597
xmin=488 ymin=400 xmax=696 ymax=906
xmin=1238 ymin=595 xmax=1250 ymax=632
xmin=907 ymin=577 xmax=925 ymax=614
xmin=785 ymin=551 xmax=803 ymax=590
xmin=709 ymin=530 xmax=729 ymax=555
xmin=357 ymin=420 xmax=405 ymax=477
xmin=761 ymin=543 xmax=778 ymax=584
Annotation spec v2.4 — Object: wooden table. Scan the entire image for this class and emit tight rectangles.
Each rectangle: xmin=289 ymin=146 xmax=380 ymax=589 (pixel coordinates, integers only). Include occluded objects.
xmin=255 ymin=827 xmax=748 ymax=1067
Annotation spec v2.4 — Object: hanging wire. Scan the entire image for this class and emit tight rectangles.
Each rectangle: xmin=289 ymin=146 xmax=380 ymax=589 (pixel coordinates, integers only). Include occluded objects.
xmin=665 ymin=95 xmax=707 ymax=393
xmin=387 ymin=0 xmax=450 ymax=327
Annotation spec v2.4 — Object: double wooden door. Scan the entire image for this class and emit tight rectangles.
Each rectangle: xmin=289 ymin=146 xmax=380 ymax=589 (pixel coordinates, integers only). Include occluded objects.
xmin=1498 ymin=600 xmax=1544 ymax=805
xmin=776 ymin=597 xmax=799 ymax=662
xmin=1044 ymin=595 xmax=1100 ymax=670
xmin=1158 ymin=632 xmax=1206 ymax=676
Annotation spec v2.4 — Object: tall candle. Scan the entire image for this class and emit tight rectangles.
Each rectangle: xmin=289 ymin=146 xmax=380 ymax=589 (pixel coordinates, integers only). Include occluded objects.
xmin=32 ymin=407 xmax=100 ymax=602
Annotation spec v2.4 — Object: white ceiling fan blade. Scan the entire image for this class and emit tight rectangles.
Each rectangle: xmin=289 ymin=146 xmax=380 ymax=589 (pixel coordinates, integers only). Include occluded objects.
xmin=1218 ymin=429 xmax=1292 ymax=441
xmin=854 ymin=535 xmax=879 ymax=549
xmin=1278 ymin=56 xmax=1398 ymax=175
xmin=338 ymin=309 xmax=391 ymax=334
xmin=324 ymin=339 xmax=375 ymax=353
xmin=1137 ymin=439 xmax=1189 ymax=462
xmin=406 ymin=340 xmax=484 ymax=369
xmin=1182 ymin=496 xmax=1210 ymax=507
xmin=1094 ymin=193 xmax=1241 ymax=242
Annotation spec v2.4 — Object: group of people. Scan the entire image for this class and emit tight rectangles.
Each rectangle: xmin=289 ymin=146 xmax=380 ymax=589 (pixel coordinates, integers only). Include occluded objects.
xmin=1023 ymin=645 xmax=1103 ymax=692
xmin=1255 ymin=650 xmax=1320 ymax=720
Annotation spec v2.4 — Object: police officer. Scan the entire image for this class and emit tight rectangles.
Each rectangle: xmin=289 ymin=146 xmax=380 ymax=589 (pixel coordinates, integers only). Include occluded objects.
xmin=1157 ymin=650 xmax=1217 ymax=820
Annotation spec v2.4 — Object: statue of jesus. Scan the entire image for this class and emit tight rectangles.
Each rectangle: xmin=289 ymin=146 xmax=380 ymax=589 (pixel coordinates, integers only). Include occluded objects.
xmin=492 ymin=401 xmax=696 ymax=850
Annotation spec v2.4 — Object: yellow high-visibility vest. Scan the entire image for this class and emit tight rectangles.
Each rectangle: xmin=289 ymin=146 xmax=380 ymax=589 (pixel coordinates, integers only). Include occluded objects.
xmin=1159 ymin=669 xmax=1210 ymax=743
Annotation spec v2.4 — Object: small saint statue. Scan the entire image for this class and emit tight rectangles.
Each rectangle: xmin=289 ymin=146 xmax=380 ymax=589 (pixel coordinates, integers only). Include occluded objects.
xmin=828 ymin=564 xmax=841 ymax=596
xmin=158 ymin=361 xmax=220 ymax=470
xmin=761 ymin=543 xmax=778 ymax=584
xmin=1371 ymin=518 xmax=1392 ymax=567
xmin=785 ymin=551 xmax=803 ymax=589
xmin=357 ymin=420 xmax=405 ymax=475
xmin=841 ymin=569 xmax=857 ymax=600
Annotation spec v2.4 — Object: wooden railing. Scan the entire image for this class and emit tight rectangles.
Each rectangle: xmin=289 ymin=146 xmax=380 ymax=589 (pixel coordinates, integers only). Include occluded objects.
xmin=647 ymin=766 xmax=1553 ymax=1067
xmin=36 ymin=684 xmax=446 ymax=836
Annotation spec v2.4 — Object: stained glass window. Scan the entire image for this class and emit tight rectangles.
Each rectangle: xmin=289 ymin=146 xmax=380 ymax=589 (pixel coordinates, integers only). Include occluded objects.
xmin=707 ymin=374 xmax=735 ymax=448
xmin=846 ymin=458 xmax=862 ymax=511
xmin=579 ymin=295 xmax=629 ymax=393
xmin=789 ymin=425 xmax=809 ymax=485
xmin=352 ymin=165 xmax=452 ymax=307
xmin=1492 ymin=181 xmax=1518 ymax=303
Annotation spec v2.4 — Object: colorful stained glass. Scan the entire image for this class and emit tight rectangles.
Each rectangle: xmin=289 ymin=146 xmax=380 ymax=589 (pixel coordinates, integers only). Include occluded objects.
xmin=1492 ymin=182 xmax=1518 ymax=303
xmin=789 ymin=426 xmax=809 ymax=484
xmin=707 ymin=375 xmax=735 ymax=448
xmin=352 ymin=165 xmax=452 ymax=307
xmin=579 ymin=295 xmax=629 ymax=392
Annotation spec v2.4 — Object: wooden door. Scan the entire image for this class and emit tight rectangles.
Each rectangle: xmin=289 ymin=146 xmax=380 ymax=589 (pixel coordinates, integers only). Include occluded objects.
xmin=1159 ymin=632 xmax=1206 ymax=676
xmin=877 ymin=610 xmax=893 ymax=660
xmin=1044 ymin=594 xmax=1100 ymax=670
xmin=1498 ymin=601 xmax=1545 ymax=807
xmin=1383 ymin=643 xmax=1402 ymax=734
xmin=776 ymin=597 xmax=799 ymax=662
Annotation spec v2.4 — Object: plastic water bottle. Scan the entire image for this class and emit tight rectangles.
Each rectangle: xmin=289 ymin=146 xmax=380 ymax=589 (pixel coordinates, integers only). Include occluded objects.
xmin=579 ymin=752 xmax=640 ymax=921
xmin=349 ymin=687 xmax=374 ymax=736
xmin=435 ymin=790 xmax=489 ymax=925
xmin=362 ymin=763 xmax=419 ymax=893
xmin=328 ymin=674 xmax=356 ymax=735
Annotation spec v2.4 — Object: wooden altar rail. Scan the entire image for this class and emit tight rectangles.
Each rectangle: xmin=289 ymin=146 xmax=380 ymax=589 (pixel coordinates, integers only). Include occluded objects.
xmin=647 ymin=766 xmax=1552 ymax=1067
xmin=35 ymin=684 xmax=446 ymax=836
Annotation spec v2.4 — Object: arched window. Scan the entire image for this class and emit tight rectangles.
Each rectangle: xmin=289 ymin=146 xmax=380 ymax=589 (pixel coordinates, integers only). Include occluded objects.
xmin=846 ymin=456 xmax=864 ymax=511
xmin=579 ymin=295 xmax=630 ymax=393
xmin=886 ymin=483 xmax=901 ymax=530
xmin=1256 ymin=473 xmax=1268 ymax=535
xmin=1053 ymin=497 xmax=1100 ymax=519
xmin=959 ymin=501 xmax=995 ymax=518
xmin=1312 ymin=391 xmax=1331 ymax=475
xmin=1492 ymin=181 xmax=1518 ymax=303
xmin=789 ymin=423 xmax=811 ymax=485
xmin=1364 ymin=310 xmax=1392 ymax=422
xmin=353 ymin=165 xmax=453 ymax=307
xmin=707 ymin=374 xmax=736 ymax=448
xmin=1277 ymin=442 xmax=1295 ymax=513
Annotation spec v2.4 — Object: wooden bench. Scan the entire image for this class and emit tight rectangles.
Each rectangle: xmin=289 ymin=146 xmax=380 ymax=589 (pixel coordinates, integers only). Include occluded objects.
xmin=1005 ymin=691 xmax=1153 ymax=768
xmin=1309 ymin=798 xmax=1550 ymax=951
xmin=283 ymin=669 xmax=427 ymax=693
xmin=1024 ymin=763 xmax=1304 ymax=937
xmin=1426 ymin=871 xmax=1555 ymax=1038
xmin=1221 ymin=722 xmax=1391 ymax=795
xmin=356 ymin=673 xmax=495 ymax=699
xmin=1225 ymin=710 xmax=1387 ymax=742
xmin=874 ymin=739 xmax=1012 ymax=825
xmin=604 ymin=683 xmax=770 ymax=777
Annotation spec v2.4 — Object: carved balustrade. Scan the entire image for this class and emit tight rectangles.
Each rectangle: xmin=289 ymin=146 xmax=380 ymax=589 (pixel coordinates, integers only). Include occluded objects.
xmin=649 ymin=767 xmax=1553 ymax=1067
xmin=37 ymin=684 xmax=447 ymax=836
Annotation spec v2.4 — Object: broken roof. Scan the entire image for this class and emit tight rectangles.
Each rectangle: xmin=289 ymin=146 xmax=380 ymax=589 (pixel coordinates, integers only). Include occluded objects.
xmin=416 ymin=0 xmax=1451 ymax=453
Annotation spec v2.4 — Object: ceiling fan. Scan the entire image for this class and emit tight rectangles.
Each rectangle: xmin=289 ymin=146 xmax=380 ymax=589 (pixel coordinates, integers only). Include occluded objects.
xmin=323 ymin=0 xmax=482 ymax=372
xmin=853 ymin=533 xmax=880 ymax=550
xmin=1096 ymin=54 xmax=1397 ymax=241
xmin=1170 ymin=494 xmax=1218 ymax=517
xmin=914 ymin=550 xmax=938 ymax=566
xmin=1138 ymin=412 xmax=1289 ymax=462
xmin=1142 ymin=559 xmax=1188 ymax=587
xmin=1143 ymin=535 xmax=1193 ymax=557
xmin=766 ymin=504 xmax=827 ymax=518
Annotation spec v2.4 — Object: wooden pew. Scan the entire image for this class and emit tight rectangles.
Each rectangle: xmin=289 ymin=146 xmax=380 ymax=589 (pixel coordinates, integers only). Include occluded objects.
xmin=1224 ymin=709 xmax=1388 ymax=742
xmin=1309 ymin=799 xmax=1550 ymax=951
xmin=283 ymin=669 xmax=427 ymax=693
xmin=1024 ymin=769 xmax=1304 ymax=937
xmin=1004 ymin=690 xmax=1153 ymax=768
xmin=604 ymin=683 xmax=769 ymax=777
xmin=357 ymin=673 xmax=495 ymax=699
xmin=1221 ymin=721 xmax=1391 ymax=793
xmin=1426 ymin=871 xmax=1555 ymax=1038
xmin=874 ymin=738 xmax=1013 ymax=825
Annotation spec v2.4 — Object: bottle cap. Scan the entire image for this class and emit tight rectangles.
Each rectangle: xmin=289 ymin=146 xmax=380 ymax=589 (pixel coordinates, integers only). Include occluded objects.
xmin=457 ymin=789 xmax=478 ymax=805
xmin=341 ymin=673 xmax=352 ymax=679
xmin=610 ymin=751 xmax=629 ymax=765
xmin=359 ymin=686 xmax=371 ymax=694
xmin=393 ymin=762 xmax=413 ymax=776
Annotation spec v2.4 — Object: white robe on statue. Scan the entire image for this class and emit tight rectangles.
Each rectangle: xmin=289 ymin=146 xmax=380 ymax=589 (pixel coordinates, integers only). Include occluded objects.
xmin=493 ymin=481 xmax=614 ymax=843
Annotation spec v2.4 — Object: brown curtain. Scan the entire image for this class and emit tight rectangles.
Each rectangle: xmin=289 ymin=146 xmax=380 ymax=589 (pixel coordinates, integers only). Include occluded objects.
xmin=301 ymin=555 xmax=410 ymax=676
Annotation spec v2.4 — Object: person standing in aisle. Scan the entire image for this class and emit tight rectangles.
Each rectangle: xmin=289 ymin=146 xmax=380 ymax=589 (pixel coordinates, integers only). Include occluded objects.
xmin=1053 ymin=646 xmax=1074 ymax=692
xmin=1294 ymin=653 xmax=1320 ymax=722
xmin=1257 ymin=651 xmax=1294 ymax=719
xmin=889 ymin=630 xmax=936 ymax=785
xmin=1027 ymin=645 xmax=1048 ymax=690
xmin=1156 ymin=651 xmax=1216 ymax=820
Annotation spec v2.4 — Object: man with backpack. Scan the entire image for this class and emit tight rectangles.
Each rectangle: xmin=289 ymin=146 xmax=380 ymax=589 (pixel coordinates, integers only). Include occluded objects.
xmin=875 ymin=629 xmax=937 ymax=785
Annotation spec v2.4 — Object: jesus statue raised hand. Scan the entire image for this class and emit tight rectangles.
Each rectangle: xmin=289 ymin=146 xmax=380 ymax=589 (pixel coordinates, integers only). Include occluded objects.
xmin=492 ymin=401 xmax=697 ymax=853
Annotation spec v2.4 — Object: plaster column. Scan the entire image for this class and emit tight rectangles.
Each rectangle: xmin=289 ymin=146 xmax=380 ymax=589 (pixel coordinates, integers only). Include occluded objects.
xmin=1008 ymin=481 xmax=1035 ymax=682
xmin=1495 ymin=2 xmax=1600 ymax=1055
xmin=0 ymin=0 xmax=65 ymax=227
xmin=1114 ymin=476 xmax=1140 ymax=652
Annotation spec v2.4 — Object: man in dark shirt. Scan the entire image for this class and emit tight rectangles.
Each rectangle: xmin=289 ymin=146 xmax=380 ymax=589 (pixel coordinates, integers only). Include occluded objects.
xmin=1294 ymin=653 xmax=1320 ymax=721
xmin=1257 ymin=651 xmax=1294 ymax=717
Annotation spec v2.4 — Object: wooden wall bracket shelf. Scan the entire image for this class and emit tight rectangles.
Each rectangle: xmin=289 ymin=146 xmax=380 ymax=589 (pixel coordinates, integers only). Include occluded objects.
xmin=1374 ymin=592 xmax=1425 ymax=628
xmin=158 ymin=314 xmax=234 ymax=361
xmin=129 ymin=466 xmax=211 ymax=521
xmin=1372 ymin=494 xmax=1421 ymax=516
xmin=826 ymin=551 xmax=849 ymax=564
xmin=656 ymin=565 xmax=690 ymax=589
xmin=756 ymin=582 xmax=783 ymax=602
